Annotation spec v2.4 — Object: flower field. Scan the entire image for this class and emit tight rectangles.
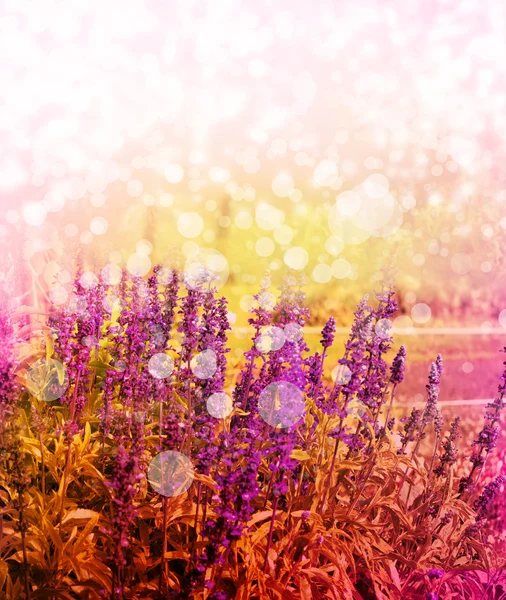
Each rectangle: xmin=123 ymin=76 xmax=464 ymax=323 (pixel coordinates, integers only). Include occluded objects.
xmin=3 ymin=0 xmax=506 ymax=598
xmin=0 ymin=265 xmax=504 ymax=599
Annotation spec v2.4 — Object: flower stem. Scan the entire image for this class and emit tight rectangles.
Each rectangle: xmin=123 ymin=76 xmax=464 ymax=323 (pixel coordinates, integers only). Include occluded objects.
xmin=320 ymin=437 xmax=340 ymax=511
xmin=263 ymin=496 xmax=279 ymax=574
xmin=59 ymin=371 xmax=81 ymax=524
xmin=159 ymin=496 xmax=168 ymax=593
xmin=21 ymin=523 xmax=30 ymax=600
xmin=39 ymin=431 xmax=46 ymax=501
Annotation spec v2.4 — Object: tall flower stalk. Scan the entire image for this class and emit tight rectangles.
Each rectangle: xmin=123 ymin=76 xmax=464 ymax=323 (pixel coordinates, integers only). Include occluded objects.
xmin=1 ymin=261 xmax=505 ymax=598
xmin=459 ymin=347 xmax=506 ymax=496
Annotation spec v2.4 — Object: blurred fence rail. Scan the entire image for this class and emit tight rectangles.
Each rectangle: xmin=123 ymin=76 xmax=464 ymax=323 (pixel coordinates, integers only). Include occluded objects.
xmin=232 ymin=327 xmax=506 ymax=336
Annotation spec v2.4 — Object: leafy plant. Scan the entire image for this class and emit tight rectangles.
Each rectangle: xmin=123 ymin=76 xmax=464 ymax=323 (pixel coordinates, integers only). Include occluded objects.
xmin=0 ymin=266 xmax=504 ymax=599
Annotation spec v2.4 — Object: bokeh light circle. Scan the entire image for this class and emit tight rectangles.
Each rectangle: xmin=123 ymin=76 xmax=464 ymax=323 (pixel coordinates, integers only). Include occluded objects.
xmin=284 ymin=247 xmax=309 ymax=270
xmin=256 ymin=237 xmax=275 ymax=257
xmin=49 ymin=286 xmax=68 ymax=306
xmin=102 ymin=264 xmax=122 ymax=286
xmin=184 ymin=248 xmax=229 ymax=290
xmin=103 ymin=294 xmax=121 ymax=313
xmin=284 ymin=322 xmax=303 ymax=343
xmin=325 ymin=236 xmax=344 ymax=256
xmin=272 ymin=173 xmax=294 ymax=197
xmin=147 ymin=451 xmax=194 ymax=497
xmin=157 ymin=268 xmax=173 ymax=285
xmin=68 ymin=294 xmax=88 ymax=317
xmin=23 ymin=203 xmax=47 ymax=227
xmin=148 ymin=353 xmax=174 ymax=379
xmin=313 ymin=159 xmax=339 ymax=187
xmin=346 ymin=399 xmax=367 ymax=418
xmin=411 ymin=303 xmax=432 ymax=324
xmin=258 ymin=380 xmax=305 ymax=428
xmin=114 ymin=359 xmax=127 ymax=373
xmin=332 ymin=258 xmax=352 ymax=279
xmin=136 ymin=239 xmax=153 ymax=256
xmin=375 ymin=318 xmax=393 ymax=339
xmin=165 ymin=164 xmax=184 ymax=184
xmin=127 ymin=253 xmax=151 ymax=277
xmin=206 ymin=392 xmax=233 ymax=419
xmin=26 ymin=358 xmax=69 ymax=402
xmin=90 ymin=217 xmax=108 ymax=235
xmin=335 ymin=190 xmax=361 ymax=217
xmin=451 ymin=253 xmax=472 ymax=275
xmin=328 ymin=205 xmax=370 ymax=245
xmin=331 ymin=364 xmax=352 ymax=385
xmin=79 ymin=271 xmax=99 ymax=290
xmin=257 ymin=291 xmax=276 ymax=310
xmin=362 ymin=174 xmax=389 ymax=198
xmin=178 ymin=212 xmax=204 ymax=238
xmin=312 ymin=263 xmax=332 ymax=283
xmin=191 ymin=349 xmax=217 ymax=379
xmin=255 ymin=326 xmax=286 ymax=353
xmin=350 ymin=190 xmax=396 ymax=234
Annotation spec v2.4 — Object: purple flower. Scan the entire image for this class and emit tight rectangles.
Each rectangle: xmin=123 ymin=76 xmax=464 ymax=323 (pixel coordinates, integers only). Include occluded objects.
xmin=198 ymin=431 xmax=261 ymax=572
xmin=460 ymin=351 xmax=506 ymax=494
xmin=434 ymin=417 xmax=460 ymax=477
xmin=106 ymin=444 xmax=143 ymax=565
xmin=390 ymin=345 xmax=406 ymax=385
xmin=426 ymin=568 xmax=444 ymax=579
xmin=439 ymin=511 xmax=454 ymax=526
xmin=320 ymin=317 xmax=336 ymax=349
xmin=466 ymin=476 xmax=506 ymax=537
xmin=0 ymin=304 xmax=17 ymax=410
xmin=433 ymin=408 xmax=443 ymax=437
xmin=473 ymin=475 xmax=505 ymax=517
xmin=399 ymin=407 xmax=421 ymax=453
xmin=423 ymin=359 xmax=443 ymax=427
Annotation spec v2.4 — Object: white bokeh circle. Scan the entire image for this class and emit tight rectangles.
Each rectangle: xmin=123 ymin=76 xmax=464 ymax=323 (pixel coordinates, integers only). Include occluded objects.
xmin=258 ymin=380 xmax=305 ymax=428
xmin=26 ymin=358 xmax=69 ymax=402
xmin=147 ymin=451 xmax=194 ymax=497
xmin=184 ymin=248 xmax=229 ymax=290
xmin=375 ymin=318 xmax=393 ymax=339
xmin=331 ymin=364 xmax=352 ymax=385
xmin=206 ymin=392 xmax=233 ymax=418
xmin=284 ymin=322 xmax=303 ymax=343
xmin=255 ymin=326 xmax=286 ymax=353
xmin=148 ymin=353 xmax=174 ymax=379
xmin=411 ymin=303 xmax=432 ymax=324
xmin=191 ymin=349 xmax=218 ymax=379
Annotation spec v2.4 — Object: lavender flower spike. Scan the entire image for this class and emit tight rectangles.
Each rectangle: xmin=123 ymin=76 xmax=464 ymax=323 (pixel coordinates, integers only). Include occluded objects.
xmin=390 ymin=345 xmax=406 ymax=385
xmin=320 ymin=316 xmax=336 ymax=349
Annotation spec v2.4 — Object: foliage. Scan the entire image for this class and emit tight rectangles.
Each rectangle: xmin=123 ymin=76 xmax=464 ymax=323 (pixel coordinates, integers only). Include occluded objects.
xmin=0 ymin=266 xmax=505 ymax=600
